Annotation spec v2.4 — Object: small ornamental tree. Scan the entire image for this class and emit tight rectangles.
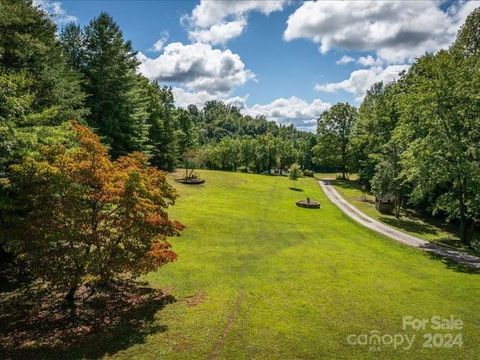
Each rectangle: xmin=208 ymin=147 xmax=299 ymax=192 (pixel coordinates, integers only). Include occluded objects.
xmin=183 ymin=148 xmax=204 ymax=179
xmin=4 ymin=122 xmax=183 ymax=308
xmin=289 ymin=163 xmax=302 ymax=189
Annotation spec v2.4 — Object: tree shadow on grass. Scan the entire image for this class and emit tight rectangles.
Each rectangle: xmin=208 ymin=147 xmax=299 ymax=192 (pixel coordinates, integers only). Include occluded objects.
xmin=379 ymin=216 xmax=480 ymax=254
xmin=423 ymin=248 xmax=480 ymax=274
xmin=0 ymin=279 xmax=175 ymax=359
xmin=331 ymin=179 xmax=360 ymax=191
xmin=379 ymin=216 xmax=440 ymax=236
xmin=289 ymin=187 xmax=304 ymax=192
xmin=353 ymin=197 xmax=375 ymax=205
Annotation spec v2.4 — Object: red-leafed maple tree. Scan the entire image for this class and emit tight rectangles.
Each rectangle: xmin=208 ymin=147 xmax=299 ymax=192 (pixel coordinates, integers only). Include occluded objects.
xmin=6 ymin=122 xmax=183 ymax=307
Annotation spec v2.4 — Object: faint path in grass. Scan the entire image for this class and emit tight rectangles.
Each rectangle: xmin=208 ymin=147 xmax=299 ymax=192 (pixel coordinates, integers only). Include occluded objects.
xmin=319 ymin=180 xmax=480 ymax=270
xmin=209 ymin=288 xmax=244 ymax=360
xmin=210 ymin=175 xmax=281 ymax=359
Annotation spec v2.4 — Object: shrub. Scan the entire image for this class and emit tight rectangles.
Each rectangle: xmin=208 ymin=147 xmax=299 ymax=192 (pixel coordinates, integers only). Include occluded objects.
xmin=303 ymin=169 xmax=314 ymax=177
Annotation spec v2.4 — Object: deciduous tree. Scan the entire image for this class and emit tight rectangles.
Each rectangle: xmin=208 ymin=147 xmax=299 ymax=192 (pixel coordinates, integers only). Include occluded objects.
xmin=3 ymin=122 xmax=183 ymax=307
xmin=398 ymin=48 xmax=480 ymax=244
xmin=240 ymin=137 xmax=255 ymax=172
xmin=313 ymin=103 xmax=357 ymax=179
xmin=289 ymin=163 xmax=301 ymax=189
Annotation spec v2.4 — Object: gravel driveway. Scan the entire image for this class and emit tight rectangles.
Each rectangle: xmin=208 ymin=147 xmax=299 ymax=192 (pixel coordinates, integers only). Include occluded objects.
xmin=319 ymin=180 xmax=480 ymax=270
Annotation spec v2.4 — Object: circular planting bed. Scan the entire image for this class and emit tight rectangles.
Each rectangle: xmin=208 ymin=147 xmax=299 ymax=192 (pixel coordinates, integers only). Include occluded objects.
xmin=296 ymin=198 xmax=320 ymax=209
xmin=176 ymin=178 xmax=205 ymax=185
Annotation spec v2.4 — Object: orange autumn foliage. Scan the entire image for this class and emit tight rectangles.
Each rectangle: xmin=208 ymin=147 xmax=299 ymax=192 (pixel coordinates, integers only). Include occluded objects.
xmin=6 ymin=122 xmax=183 ymax=292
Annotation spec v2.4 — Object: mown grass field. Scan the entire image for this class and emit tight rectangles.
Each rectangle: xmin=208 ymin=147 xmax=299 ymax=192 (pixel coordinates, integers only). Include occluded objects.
xmin=109 ymin=170 xmax=480 ymax=359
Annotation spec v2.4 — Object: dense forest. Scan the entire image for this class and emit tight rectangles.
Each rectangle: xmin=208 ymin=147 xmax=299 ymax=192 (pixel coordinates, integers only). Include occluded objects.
xmin=314 ymin=8 xmax=480 ymax=246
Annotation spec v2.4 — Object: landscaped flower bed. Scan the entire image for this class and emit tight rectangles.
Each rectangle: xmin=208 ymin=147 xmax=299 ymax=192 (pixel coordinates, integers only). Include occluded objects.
xmin=176 ymin=178 xmax=205 ymax=185
xmin=296 ymin=198 xmax=320 ymax=209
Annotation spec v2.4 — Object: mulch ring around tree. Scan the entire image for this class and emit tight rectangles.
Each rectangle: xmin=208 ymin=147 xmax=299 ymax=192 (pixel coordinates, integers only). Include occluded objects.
xmin=296 ymin=198 xmax=320 ymax=209
xmin=175 ymin=178 xmax=205 ymax=185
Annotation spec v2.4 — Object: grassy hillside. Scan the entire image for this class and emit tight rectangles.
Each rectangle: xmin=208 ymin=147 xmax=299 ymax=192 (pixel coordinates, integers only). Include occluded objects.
xmin=110 ymin=170 xmax=480 ymax=359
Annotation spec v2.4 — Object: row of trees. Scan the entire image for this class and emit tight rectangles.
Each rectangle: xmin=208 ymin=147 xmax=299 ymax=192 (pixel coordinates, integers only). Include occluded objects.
xmin=313 ymin=9 xmax=480 ymax=246
xmin=175 ymin=100 xmax=318 ymax=176
xmin=200 ymin=134 xmax=307 ymax=174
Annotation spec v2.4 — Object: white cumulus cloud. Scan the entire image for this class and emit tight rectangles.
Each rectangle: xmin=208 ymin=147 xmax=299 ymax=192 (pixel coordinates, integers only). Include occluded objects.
xmin=172 ymin=89 xmax=331 ymax=132
xmin=184 ymin=0 xmax=287 ymax=45
xmin=336 ymin=55 xmax=355 ymax=65
xmin=172 ymin=87 xmax=248 ymax=109
xmin=284 ymin=0 xmax=480 ymax=63
xmin=357 ymin=55 xmax=384 ymax=67
xmin=315 ymin=65 xmax=409 ymax=101
xmin=149 ymin=31 xmax=169 ymax=52
xmin=33 ymin=0 xmax=77 ymax=24
xmin=188 ymin=18 xmax=247 ymax=45
xmin=244 ymin=96 xmax=331 ymax=131
xmin=138 ymin=42 xmax=255 ymax=95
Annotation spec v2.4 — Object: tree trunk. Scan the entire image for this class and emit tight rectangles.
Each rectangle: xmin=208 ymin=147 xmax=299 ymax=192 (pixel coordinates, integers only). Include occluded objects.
xmin=459 ymin=214 xmax=470 ymax=245
xmin=458 ymin=181 xmax=470 ymax=245
xmin=460 ymin=217 xmax=475 ymax=246
xmin=467 ymin=221 xmax=476 ymax=245
xmin=65 ymin=286 xmax=77 ymax=308
xmin=65 ymin=285 xmax=77 ymax=317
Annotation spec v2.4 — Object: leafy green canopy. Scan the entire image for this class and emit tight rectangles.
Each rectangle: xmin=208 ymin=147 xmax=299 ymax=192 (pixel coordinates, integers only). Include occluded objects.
xmin=0 ymin=0 xmax=87 ymax=176
xmin=313 ymin=102 xmax=357 ymax=179
xmin=349 ymin=8 xmax=480 ymax=244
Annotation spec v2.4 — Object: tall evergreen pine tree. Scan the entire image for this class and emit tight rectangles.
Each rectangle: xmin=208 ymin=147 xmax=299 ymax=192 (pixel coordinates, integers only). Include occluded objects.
xmin=82 ymin=12 xmax=149 ymax=157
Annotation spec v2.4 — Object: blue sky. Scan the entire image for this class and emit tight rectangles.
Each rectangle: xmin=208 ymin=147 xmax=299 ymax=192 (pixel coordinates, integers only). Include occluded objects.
xmin=37 ymin=0 xmax=479 ymax=131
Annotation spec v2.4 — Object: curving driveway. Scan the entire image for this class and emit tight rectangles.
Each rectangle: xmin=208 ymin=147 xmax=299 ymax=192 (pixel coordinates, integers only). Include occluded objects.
xmin=319 ymin=180 xmax=480 ymax=270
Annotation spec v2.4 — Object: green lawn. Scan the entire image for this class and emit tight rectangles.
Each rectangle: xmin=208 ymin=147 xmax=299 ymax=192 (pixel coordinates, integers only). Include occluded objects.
xmin=329 ymin=177 xmax=478 ymax=252
xmin=109 ymin=170 xmax=480 ymax=359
